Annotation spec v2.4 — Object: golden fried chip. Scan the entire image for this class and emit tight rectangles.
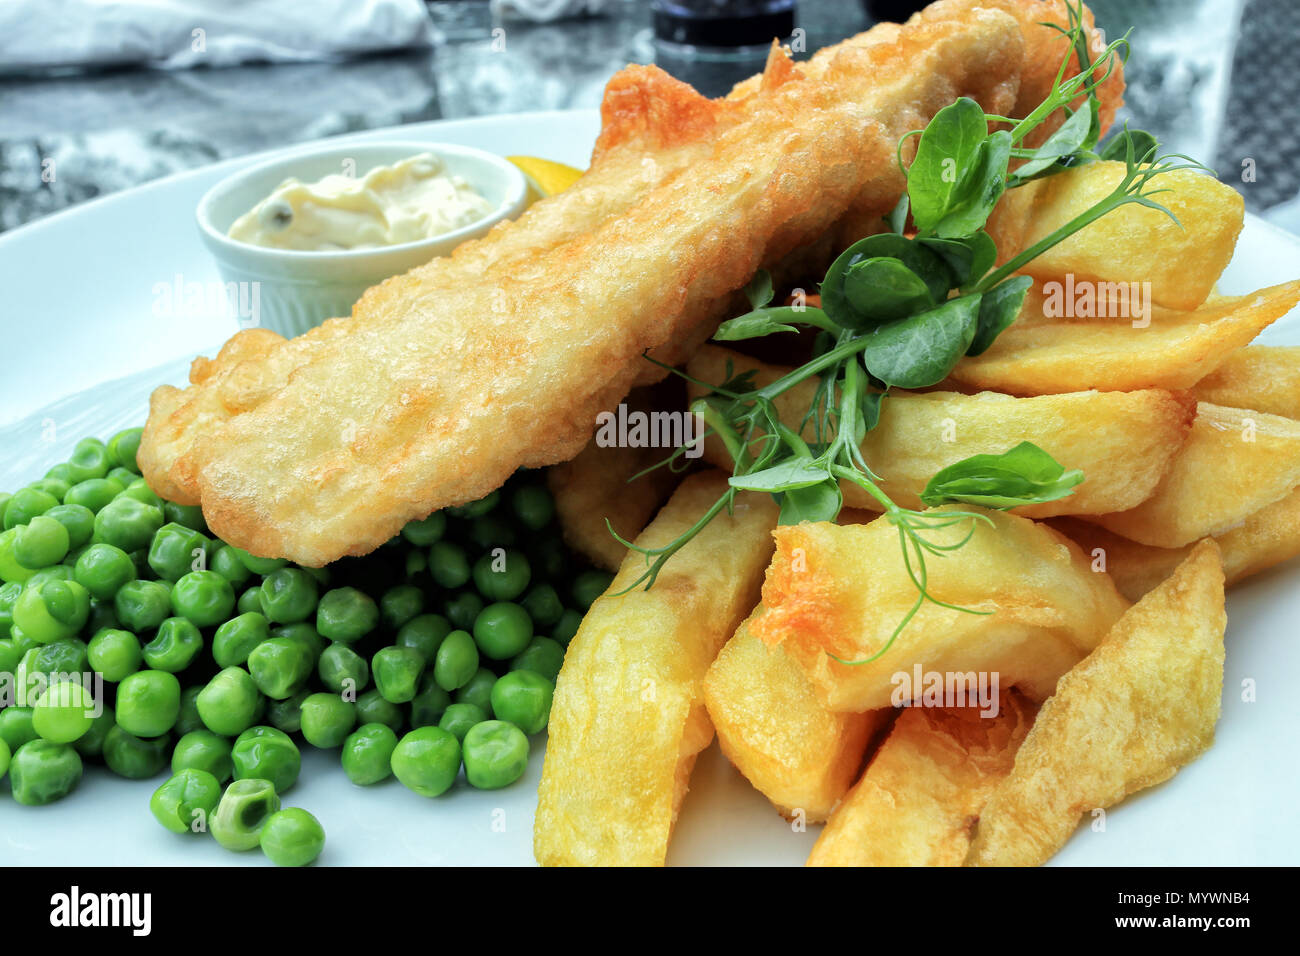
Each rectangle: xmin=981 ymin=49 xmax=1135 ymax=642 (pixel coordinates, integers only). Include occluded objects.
xmin=1085 ymin=402 xmax=1300 ymax=548
xmin=966 ymin=540 xmax=1225 ymax=866
xmin=1052 ymin=488 xmax=1300 ymax=600
xmin=1190 ymin=345 xmax=1300 ymax=420
xmin=947 ymin=281 xmax=1300 ymax=396
xmin=703 ymin=616 xmax=887 ymax=823
xmin=995 ymin=162 xmax=1244 ymax=311
xmin=751 ymin=507 xmax=1129 ymax=712
xmin=534 ymin=472 xmax=778 ymax=866
xmin=807 ymin=690 xmax=1037 ymax=866
xmin=688 ymin=346 xmax=1194 ymax=518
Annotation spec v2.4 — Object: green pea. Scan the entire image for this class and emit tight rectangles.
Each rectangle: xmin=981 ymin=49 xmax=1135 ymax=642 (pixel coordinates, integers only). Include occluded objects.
xmin=472 ymin=549 xmax=531 ymax=602
xmin=13 ymin=579 xmax=91 ymax=644
xmin=509 ymin=636 xmax=566 ymax=683
xmin=341 ymin=723 xmax=398 ymax=786
xmin=107 ymin=466 xmax=139 ymax=489
xmin=299 ymin=693 xmax=356 ymax=748
xmin=453 ymin=668 xmax=497 ymax=716
xmin=266 ymin=689 xmax=311 ymax=735
xmin=86 ymin=599 xmax=119 ymax=635
xmin=260 ymin=807 xmax=325 ymax=867
xmin=405 ymin=550 xmax=427 ymax=578
xmin=391 ymin=726 xmax=461 ymax=797
xmin=197 ymin=667 xmax=262 ymax=737
xmin=301 ymin=565 xmax=330 ymax=589
xmin=511 ymin=484 xmax=555 ymax=531
xmin=147 ymin=522 xmax=210 ymax=582
xmin=65 ymin=437 xmax=110 ymax=484
xmin=0 ymin=639 xmax=20 ymax=674
xmin=74 ymin=705 xmax=115 ymax=759
xmin=448 ymin=490 xmax=499 ymax=519
xmin=8 ymin=738 xmax=83 ymax=804
xmin=468 ymin=514 xmax=517 ymax=552
xmin=92 ymin=496 xmax=163 ymax=553
xmin=462 ymin=720 xmax=530 ymax=790
xmin=73 ymin=543 xmax=135 ymax=601
xmin=4 ymin=487 xmax=59 ymax=530
xmin=25 ymin=565 xmax=74 ymax=587
xmin=401 ymin=512 xmax=446 ymax=547
xmin=43 ymin=464 xmax=73 ymax=483
xmin=0 ymin=531 xmax=36 ymax=583
xmin=13 ymin=515 xmax=69 ymax=569
xmin=174 ymin=686 xmax=205 ymax=736
xmin=433 ymin=629 xmax=479 ymax=692
xmin=229 ymin=546 xmax=287 ymax=576
xmin=428 ymin=541 xmax=470 ymax=589
xmin=445 ymin=591 xmax=484 ymax=631
xmin=107 ymin=428 xmax=144 ymax=473
xmin=552 ymin=608 xmax=582 ymax=646
xmin=380 ymin=585 xmax=424 ymax=630
xmin=114 ymin=579 xmax=172 ymax=632
xmin=372 ymin=646 xmax=424 ymax=704
xmin=32 ymin=679 xmax=96 ymax=744
xmin=116 ymin=670 xmax=181 ymax=737
xmin=490 ymin=671 xmax=554 ymax=735
xmin=172 ymin=729 xmax=233 ymax=782
xmin=258 ymin=568 xmax=318 ymax=625
xmin=151 ymin=768 xmax=222 ymax=835
xmin=27 ymin=477 xmax=71 ymax=502
xmin=0 ymin=707 xmax=39 ymax=752
xmin=316 ymin=587 xmax=378 ymax=643
xmin=142 ymin=618 xmax=201 ymax=673
xmin=45 ymin=503 xmax=96 ymax=551
xmin=355 ymin=689 xmax=404 ymax=733
xmin=212 ymin=612 xmax=270 ymax=668
xmin=86 ymin=628 xmax=142 ymax=682
xmin=212 ymin=778 xmax=280 ymax=851
xmin=231 ymin=726 xmax=300 ymax=793
xmin=209 ymin=545 xmax=252 ymax=588
xmin=171 ymin=570 xmax=235 ymax=627
xmin=438 ymin=702 xmax=487 ymax=742
xmin=247 ymin=636 xmax=314 ymax=700
xmin=236 ymin=585 xmax=263 ymax=615
xmin=318 ymin=643 xmax=369 ymax=696
xmin=572 ymin=570 xmax=614 ymax=610
xmin=521 ymin=583 xmax=563 ymax=629
xmin=0 ymin=737 xmax=7 ymax=779
xmin=410 ymin=676 xmax=452 ymax=729
xmin=162 ymin=501 xmax=207 ymax=533
xmin=15 ymin=639 xmax=88 ymax=700
xmin=103 ymin=726 xmax=171 ymax=779
xmin=529 ymin=537 xmax=567 ymax=581
xmin=473 ymin=602 xmax=532 ymax=660
xmin=64 ymin=478 xmax=124 ymax=513
xmin=395 ymin=613 xmax=451 ymax=664
xmin=0 ymin=580 xmax=22 ymax=639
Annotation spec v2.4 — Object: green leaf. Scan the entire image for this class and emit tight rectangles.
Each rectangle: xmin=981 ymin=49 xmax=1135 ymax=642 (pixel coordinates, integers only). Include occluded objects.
xmin=1100 ymin=127 xmax=1158 ymax=163
xmin=861 ymin=294 xmax=982 ymax=389
xmin=744 ymin=269 xmax=774 ymax=309
xmin=968 ymin=275 xmax=1032 ymax=356
xmin=714 ymin=306 xmax=833 ymax=342
xmin=920 ymin=441 xmax=1084 ymax=509
xmin=931 ymin=129 xmax=1012 ymax=238
xmin=843 ymin=257 xmax=934 ymax=323
xmin=778 ymin=480 xmax=843 ymax=524
xmin=859 ymin=391 xmax=884 ymax=433
xmin=908 ymin=97 xmax=989 ymax=232
xmin=821 ymin=234 xmax=951 ymax=331
xmin=729 ymin=458 xmax=830 ymax=493
xmin=887 ymin=194 xmax=910 ymax=234
xmin=919 ymin=231 xmax=997 ymax=288
xmin=1014 ymin=103 xmax=1093 ymax=179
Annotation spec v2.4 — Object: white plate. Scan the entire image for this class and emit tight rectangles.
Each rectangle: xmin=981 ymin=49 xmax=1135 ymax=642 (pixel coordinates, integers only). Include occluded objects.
xmin=1 ymin=111 xmax=1298 ymax=866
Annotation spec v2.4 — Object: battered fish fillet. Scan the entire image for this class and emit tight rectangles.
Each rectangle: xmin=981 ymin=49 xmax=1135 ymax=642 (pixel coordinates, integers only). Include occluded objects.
xmin=142 ymin=0 xmax=1116 ymax=565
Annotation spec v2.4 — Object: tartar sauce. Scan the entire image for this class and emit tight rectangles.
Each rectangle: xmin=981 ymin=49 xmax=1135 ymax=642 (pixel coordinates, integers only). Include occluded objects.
xmin=228 ymin=152 xmax=494 ymax=251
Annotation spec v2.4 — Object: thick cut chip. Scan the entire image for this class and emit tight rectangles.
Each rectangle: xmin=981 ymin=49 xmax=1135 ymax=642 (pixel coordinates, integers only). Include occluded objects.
xmin=688 ymin=345 xmax=1194 ymax=518
xmin=1085 ymin=402 xmax=1300 ymax=548
xmin=1191 ymin=345 xmax=1300 ymax=420
xmin=1052 ymin=490 xmax=1300 ymax=600
xmin=966 ymin=540 xmax=1225 ymax=866
xmin=807 ymin=690 xmax=1037 ymax=866
xmin=989 ymin=161 xmax=1244 ymax=311
xmin=704 ymin=616 xmax=887 ymax=823
xmin=947 ymin=281 xmax=1300 ymax=397
xmin=534 ymin=472 xmax=778 ymax=866
xmin=750 ymin=507 xmax=1129 ymax=712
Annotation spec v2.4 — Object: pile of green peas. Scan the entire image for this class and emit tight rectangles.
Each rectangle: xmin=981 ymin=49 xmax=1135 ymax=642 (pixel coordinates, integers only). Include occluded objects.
xmin=0 ymin=426 xmax=613 ymax=865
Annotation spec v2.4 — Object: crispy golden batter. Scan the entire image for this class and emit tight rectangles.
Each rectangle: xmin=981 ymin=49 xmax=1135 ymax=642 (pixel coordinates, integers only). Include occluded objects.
xmin=533 ymin=472 xmax=778 ymax=866
xmin=1191 ymin=345 xmax=1300 ymax=420
xmin=1084 ymin=402 xmax=1300 ymax=548
xmin=140 ymin=1 xmax=1060 ymax=565
xmin=808 ymin=691 xmax=1037 ymax=867
xmin=966 ymin=540 xmax=1225 ymax=866
xmin=704 ymin=614 xmax=888 ymax=823
xmin=688 ymin=345 xmax=1195 ymax=518
xmin=751 ymin=507 xmax=1129 ymax=711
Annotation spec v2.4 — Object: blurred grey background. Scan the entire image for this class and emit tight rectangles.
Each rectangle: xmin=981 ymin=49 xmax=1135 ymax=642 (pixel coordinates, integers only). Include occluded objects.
xmin=1 ymin=0 xmax=1296 ymax=235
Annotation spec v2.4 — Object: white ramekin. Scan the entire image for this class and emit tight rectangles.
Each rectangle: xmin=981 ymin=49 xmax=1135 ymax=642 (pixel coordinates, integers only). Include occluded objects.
xmin=195 ymin=141 xmax=529 ymax=338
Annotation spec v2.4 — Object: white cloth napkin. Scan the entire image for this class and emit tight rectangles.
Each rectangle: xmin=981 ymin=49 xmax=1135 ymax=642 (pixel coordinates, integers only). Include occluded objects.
xmin=0 ymin=0 xmax=436 ymax=73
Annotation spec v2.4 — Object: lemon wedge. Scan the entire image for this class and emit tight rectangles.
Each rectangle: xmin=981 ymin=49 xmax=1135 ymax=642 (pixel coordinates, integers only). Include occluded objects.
xmin=507 ymin=155 xmax=585 ymax=203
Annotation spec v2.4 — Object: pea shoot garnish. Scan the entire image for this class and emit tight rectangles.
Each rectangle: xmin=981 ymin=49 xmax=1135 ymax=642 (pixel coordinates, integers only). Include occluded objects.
xmin=613 ymin=1 xmax=1207 ymax=662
